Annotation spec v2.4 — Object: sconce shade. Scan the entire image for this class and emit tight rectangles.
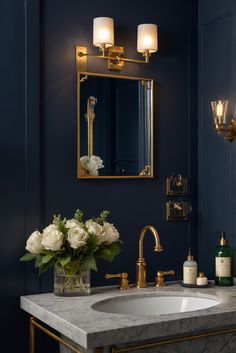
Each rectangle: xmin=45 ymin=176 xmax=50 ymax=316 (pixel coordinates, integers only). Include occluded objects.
xmin=137 ymin=24 xmax=158 ymax=53
xmin=93 ymin=17 xmax=114 ymax=48
xmin=211 ymin=100 xmax=228 ymax=125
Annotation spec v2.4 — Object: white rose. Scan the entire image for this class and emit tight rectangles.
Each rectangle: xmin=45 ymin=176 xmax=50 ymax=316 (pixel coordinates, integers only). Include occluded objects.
xmin=42 ymin=229 xmax=63 ymax=251
xmin=25 ymin=231 xmax=43 ymax=254
xmin=65 ymin=218 xmax=81 ymax=229
xmin=42 ymin=223 xmax=58 ymax=235
xmin=86 ymin=159 xmax=99 ymax=176
xmin=80 ymin=155 xmax=89 ymax=168
xmin=85 ymin=219 xmax=103 ymax=237
xmin=90 ymin=155 xmax=104 ymax=169
xmin=68 ymin=225 xmax=88 ymax=249
xmin=101 ymin=222 xmax=119 ymax=244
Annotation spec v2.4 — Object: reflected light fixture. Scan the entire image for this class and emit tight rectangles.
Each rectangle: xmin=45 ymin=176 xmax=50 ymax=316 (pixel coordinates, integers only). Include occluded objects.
xmin=76 ymin=17 xmax=158 ymax=71
xmin=211 ymin=100 xmax=236 ymax=142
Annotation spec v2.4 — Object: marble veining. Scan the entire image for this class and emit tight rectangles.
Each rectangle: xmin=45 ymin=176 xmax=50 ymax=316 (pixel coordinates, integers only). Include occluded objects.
xmin=20 ymin=282 xmax=236 ymax=349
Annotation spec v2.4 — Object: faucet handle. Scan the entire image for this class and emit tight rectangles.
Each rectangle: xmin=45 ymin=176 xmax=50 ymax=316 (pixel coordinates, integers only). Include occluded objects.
xmin=105 ymin=273 xmax=130 ymax=290
xmin=155 ymin=270 xmax=175 ymax=287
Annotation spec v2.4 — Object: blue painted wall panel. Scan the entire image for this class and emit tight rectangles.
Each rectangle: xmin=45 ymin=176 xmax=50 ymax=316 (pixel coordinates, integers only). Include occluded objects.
xmin=198 ymin=0 xmax=236 ymax=277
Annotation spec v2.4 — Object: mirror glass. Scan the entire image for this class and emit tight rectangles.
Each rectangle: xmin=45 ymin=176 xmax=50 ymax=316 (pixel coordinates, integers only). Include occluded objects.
xmin=77 ymin=72 xmax=154 ymax=178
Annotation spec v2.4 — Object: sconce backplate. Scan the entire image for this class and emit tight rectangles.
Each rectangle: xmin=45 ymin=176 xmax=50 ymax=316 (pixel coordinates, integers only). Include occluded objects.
xmin=166 ymin=201 xmax=188 ymax=221
xmin=108 ymin=46 xmax=124 ymax=71
xmin=76 ymin=46 xmax=87 ymax=71
xmin=166 ymin=177 xmax=187 ymax=195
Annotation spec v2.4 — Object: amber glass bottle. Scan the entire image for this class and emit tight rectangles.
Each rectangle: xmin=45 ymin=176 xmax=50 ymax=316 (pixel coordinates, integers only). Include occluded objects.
xmin=215 ymin=232 xmax=233 ymax=286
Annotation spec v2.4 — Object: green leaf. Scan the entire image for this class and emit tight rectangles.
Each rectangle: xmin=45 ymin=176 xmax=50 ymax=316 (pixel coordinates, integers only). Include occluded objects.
xmin=53 ymin=214 xmax=67 ymax=234
xmin=42 ymin=253 xmax=54 ymax=264
xmin=82 ymin=256 xmax=97 ymax=271
xmin=58 ymin=254 xmax=71 ymax=267
xmin=35 ymin=255 xmax=43 ymax=268
xmin=19 ymin=253 xmax=37 ymax=262
xmin=74 ymin=209 xmax=84 ymax=222
xmin=96 ymin=248 xmax=114 ymax=261
xmin=39 ymin=259 xmax=55 ymax=275
xmin=108 ymin=242 xmax=121 ymax=257
xmin=95 ymin=210 xmax=110 ymax=225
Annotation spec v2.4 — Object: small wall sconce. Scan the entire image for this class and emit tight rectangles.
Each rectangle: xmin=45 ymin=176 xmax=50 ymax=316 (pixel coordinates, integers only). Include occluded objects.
xmin=211 ymin=100 xmax=236 ymax=142
xmin=76 ymin=17 xmax=158 ymax=71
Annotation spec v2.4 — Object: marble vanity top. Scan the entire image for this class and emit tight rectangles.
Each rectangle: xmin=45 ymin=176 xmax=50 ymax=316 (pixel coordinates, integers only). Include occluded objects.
xmin=20 ymin=282 xmax=236 ymax=349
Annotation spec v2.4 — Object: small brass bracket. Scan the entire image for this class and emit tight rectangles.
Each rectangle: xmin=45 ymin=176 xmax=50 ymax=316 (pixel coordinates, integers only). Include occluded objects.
xmin=108 ymin=46 xmax=125 ymax=71
xmin=166 ymin=174 xmax=187 ymax=195
xmin=166 ymin=201 xmax=188 ymax=221
xmin=76 ymin=46 xmax=87 ymax=71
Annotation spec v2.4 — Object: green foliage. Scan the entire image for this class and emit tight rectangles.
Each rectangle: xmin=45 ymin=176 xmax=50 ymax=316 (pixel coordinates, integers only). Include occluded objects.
xmin=74 ymin=209 xmax=84 ymax=223
xmin=95 ymin=210 xmax=110 ymax=225
xmin=42 ymin=253 xmax=55 ymax=264
xmin=53 ymin=214 xmax=67 ymax=234
xmin=95 ymin=241 xmax=121 ymax=261
xmin=58 ymin=254 xmax=71 ymax=267
xmin=82 ymin=255 xmax=97 ymax=271
xmin=39 ymin=259 xmax=55 ymax=275
xmin=35 ymin=255 xmax=43 ymax=268
xmin=20 ymin=253 xmax=36 ymax=261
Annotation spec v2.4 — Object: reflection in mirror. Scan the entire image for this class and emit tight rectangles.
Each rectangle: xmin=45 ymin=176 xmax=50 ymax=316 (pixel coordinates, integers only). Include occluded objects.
xmin=77 ymin=72 xmax=154 ymax=178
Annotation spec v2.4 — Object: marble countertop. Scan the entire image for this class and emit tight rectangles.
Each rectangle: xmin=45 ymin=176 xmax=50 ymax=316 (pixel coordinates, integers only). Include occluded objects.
xmin=20 ymin=282 xmax=236 ymax=349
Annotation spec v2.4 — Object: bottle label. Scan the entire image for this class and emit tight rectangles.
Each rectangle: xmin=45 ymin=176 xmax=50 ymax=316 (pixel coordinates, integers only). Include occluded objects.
xmin=215 ymin=257 xmax=231 ymax=277
xmin=183 ymin=267 xmax=197 ymax=284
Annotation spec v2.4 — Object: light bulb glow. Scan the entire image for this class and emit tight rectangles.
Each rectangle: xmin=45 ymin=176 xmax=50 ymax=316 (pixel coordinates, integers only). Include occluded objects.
xmin=142 ymin=36 xmax=153 ymax=47
xmin=216 ymin=101 xmax=223 ymax=118
xmin=97 ymin=29 xmax=110 ymax=42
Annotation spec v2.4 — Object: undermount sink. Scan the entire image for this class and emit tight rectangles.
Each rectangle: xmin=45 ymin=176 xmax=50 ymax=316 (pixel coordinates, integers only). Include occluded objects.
xmin=92 ymin=294 xmax=220 ymax=316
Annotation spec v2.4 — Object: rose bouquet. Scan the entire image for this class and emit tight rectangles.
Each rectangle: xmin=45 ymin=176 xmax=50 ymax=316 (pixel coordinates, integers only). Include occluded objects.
xmin=20 ymin=209 xmax=121 ymax=295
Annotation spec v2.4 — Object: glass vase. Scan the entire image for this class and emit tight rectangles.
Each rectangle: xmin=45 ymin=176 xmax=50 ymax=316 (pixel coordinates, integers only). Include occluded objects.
xmin=54 ymin=262 xmax=90 ymax=296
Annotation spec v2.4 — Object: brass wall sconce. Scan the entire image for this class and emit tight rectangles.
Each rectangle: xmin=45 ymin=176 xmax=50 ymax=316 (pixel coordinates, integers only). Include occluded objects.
xmin=211 ymin=100 xmax=236 ymax=142
xmin=76 ymin=17 xmax=158 ymax=71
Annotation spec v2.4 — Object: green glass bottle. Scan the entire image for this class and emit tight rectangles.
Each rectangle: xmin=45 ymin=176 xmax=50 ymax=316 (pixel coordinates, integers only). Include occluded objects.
xmin=215 ymin=232 xmax=233 ymax=286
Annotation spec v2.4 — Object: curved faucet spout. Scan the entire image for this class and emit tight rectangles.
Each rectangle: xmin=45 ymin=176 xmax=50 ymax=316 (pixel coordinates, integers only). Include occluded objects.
xmin=138 ymin=225 xmax=163 ymax=259
xmin=136 ymin=225 xmax=163 ymax=288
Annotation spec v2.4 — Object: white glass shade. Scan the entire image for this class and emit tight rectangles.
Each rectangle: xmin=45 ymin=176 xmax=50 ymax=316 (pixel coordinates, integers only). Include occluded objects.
xmin=137 ymin=24 xmax=158 ymax=53
xmin=93 ymin=17 xmax=114 ymax=48
xmin=211 ymin=100 xmax=228 ymax=125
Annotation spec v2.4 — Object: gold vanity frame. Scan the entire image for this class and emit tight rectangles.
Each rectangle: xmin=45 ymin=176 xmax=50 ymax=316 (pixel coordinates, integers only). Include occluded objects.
xmin=77 ymin=71 xmax=154 ymax=179
xmin=29 ymin=316 xmax=236 ymax=353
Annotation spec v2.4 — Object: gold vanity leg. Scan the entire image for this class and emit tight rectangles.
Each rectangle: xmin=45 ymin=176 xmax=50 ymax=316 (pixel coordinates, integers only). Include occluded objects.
xmin=29 ymin=316 xmax=100 ymax=353
xmin=29 ymin=316 xmax=35 ymax=353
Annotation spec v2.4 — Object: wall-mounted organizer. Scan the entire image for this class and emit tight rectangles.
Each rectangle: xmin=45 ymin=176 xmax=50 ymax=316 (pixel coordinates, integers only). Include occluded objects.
xmin=166 ymin=173 xmax=187 ymax=196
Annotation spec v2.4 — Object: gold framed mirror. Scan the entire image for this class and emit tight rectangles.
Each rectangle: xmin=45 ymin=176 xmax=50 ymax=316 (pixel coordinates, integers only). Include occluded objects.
xmin=77 ymin=71 xmax=154 ymax=179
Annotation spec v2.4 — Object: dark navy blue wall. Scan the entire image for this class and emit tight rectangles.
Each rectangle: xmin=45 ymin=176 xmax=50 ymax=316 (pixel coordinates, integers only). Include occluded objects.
xmin=40 ymin=0 xmax=198 ymax=293
xmin=1 ymin=0 xmax=197 ymax=352
xmin=198 ymin=0 xmax=236 ymax=278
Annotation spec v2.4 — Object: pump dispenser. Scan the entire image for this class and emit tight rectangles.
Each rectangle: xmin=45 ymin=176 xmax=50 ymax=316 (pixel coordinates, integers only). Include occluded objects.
xmin=183 ymin=248 xmax=198 ymax=285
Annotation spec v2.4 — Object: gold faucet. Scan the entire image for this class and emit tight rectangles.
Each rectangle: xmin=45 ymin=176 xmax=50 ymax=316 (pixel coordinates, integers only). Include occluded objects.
xmin=135 ymin=225 xmax=163 ymax=288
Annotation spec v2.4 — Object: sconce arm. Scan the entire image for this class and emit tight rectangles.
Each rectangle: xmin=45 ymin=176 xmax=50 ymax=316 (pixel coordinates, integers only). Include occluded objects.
xmin=77 ymin=51 xmax=149 ymax=64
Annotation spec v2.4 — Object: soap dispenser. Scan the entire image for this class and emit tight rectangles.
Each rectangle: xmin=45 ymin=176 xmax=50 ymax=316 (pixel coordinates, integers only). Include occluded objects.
xmin=183 ymin=248 xmax=198 ymax=285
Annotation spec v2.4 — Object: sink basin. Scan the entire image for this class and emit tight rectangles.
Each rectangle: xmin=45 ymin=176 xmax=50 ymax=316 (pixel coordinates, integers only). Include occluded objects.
xmin=92 ymin=294 xmax=220 ymax=316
